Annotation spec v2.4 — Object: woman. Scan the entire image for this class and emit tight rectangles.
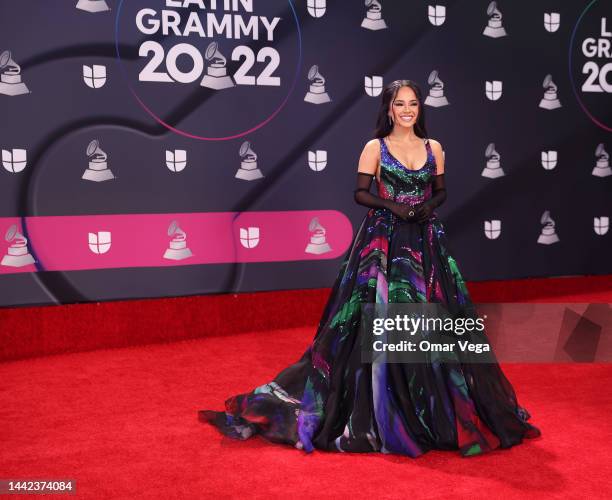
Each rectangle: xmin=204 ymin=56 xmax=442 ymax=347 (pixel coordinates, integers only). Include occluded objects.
xmin=199 ymin=80 xmax=540 ymax=457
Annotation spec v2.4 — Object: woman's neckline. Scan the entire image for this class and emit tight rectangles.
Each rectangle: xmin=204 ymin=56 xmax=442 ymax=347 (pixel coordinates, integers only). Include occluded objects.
xmin=382 ymin=136 xmax=429 ymax=172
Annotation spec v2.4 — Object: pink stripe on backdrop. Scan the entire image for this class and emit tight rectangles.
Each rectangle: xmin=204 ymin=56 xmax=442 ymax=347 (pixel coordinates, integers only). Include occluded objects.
xmin=0 ymin=210 xmax=354 ymax=274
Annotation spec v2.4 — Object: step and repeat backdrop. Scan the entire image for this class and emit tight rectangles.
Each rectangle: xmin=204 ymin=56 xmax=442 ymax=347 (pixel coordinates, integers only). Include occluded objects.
xmin=0 ymin=0 xmax=610 ymax=307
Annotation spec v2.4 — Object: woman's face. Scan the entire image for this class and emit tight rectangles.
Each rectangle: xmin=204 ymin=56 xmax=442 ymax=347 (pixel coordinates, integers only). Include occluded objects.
xmin=388 ymin=86 xmax=419 ymax=129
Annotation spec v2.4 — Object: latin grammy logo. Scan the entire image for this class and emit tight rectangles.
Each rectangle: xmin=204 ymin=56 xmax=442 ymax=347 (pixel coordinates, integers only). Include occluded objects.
xmin=592 ymin=143 xmax=611 ymax=177
xmin=539 ymin=74 xmax=562 ymax=110
xmin=166 ymin=150 xmax=187 ymax=172
xmin=200 ymin=42 xmax=235 ymax=90
xmin=544 ymin=12 xmax=561 ymax=33
xmin=537 ymin=210 xmax=560 ymax=245
xmin=361 ymin=0 xmax=387 ymax=31
xmin=594 ymin=216 xmax=609 ymax=236
xmin=308 ymin=150 xmax=327 ymax=172
xmin=305 ymin=217 xmax=332 ymax=255
xmin=76 ymin=0 xmax=110 ymax=13
xmin=365 ymin=75 xmax=383 ymax=97
xmin=541 ymin=150 xmax=558 ymax=171
xmin=83 ymin=64 xmax=107 ymax=89
xmin=163 ymin=220 xmax=193 ymax=261
xmin=82 ymin=139 xmax=115 ymax=182
xmin=1 ymin=224 xmax=36 ymax=267
xmin=2 ymin=148 xmax=27 ymax=173
xmin=235 ymin=141 xmax=263 ymax=181
xmin=88 ymin=231 xmax=111 ymax=254
xmin=0 ymin=50 xmax=30 ymax=96
xmin=304 ymin=65 xmax=331 ymax=104
xmin=428 ymin=4 xmax=446 ymax=26
xmin=306 ymin=0 xmax=327 ymax=18
xmin=484 ymin=220 xmax=501 ymax=240
xmin=485 ymin=80 xmax=503 ymax=101
xmin=240 ymin=227 xmax=260 ymax=249
xmin=424 ymin=70 xmax=449 ymax=107
xmin=483 ymin=1 xmax=508 ymax=38
xmin=481 ymin=143 xmax=505 ymax=178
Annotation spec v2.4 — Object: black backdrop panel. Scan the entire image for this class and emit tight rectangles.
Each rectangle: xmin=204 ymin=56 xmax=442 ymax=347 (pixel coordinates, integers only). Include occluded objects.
xmin=0 ymin=0 xmax=609 ymax=307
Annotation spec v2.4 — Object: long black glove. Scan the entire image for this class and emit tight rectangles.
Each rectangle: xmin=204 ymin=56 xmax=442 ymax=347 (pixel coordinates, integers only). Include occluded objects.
xmin=353 ymin=172 xmax=419 ymax=222
xmin=414 ymin=173 xmax=447 ymax=223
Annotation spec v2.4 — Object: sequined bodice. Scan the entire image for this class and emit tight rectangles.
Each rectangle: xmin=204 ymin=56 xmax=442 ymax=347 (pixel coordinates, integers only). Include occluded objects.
xmin=376 ymin=137 xmax=436 ymax=206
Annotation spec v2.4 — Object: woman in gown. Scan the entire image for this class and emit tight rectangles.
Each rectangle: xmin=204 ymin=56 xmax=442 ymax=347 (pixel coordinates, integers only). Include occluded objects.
xmin=199 ymin=80 xmax=541 ymax=458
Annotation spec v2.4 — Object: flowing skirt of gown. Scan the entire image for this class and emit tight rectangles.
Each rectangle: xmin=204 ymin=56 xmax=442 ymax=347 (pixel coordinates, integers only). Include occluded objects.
xmin=199 ymin=208 xmax=541 ymax=457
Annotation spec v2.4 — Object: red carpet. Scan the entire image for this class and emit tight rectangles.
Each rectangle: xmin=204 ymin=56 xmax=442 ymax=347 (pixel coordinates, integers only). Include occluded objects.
xmin=2 ymin=274 xmax=611 ymax=362
xmin=1 ymin=275 xmax=612 ymax=498
xmin=2 ymin=328 xmax=612 ymax=498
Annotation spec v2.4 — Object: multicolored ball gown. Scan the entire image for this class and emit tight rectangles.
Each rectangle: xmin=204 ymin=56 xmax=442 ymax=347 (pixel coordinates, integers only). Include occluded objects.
xmin=199 ymin=137 xmax=541 ymax=457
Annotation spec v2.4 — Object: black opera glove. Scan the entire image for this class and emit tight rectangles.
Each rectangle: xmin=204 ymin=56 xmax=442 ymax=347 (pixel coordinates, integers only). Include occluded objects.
xmin=353 ymin=172 xmax=419 ymax=222
xmin=414 ymin=173 xmax=447 ymax=223
xmin=353 ymin=172 xmax=389 ymax=211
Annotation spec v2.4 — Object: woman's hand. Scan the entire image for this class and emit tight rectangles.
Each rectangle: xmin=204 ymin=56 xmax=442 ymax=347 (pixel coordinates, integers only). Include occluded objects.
xmin=385 ymin=200 xmax=419 ymax=222
xmin=414 ymin=201 xmax=434 ymax=223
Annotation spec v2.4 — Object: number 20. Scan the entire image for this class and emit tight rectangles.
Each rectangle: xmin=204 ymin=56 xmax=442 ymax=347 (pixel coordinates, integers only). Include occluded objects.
xmin=581 ymin=61 xmax=612 ymax=93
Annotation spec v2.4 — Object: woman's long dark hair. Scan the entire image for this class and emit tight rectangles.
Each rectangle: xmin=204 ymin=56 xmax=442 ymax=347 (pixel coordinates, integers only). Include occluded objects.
xmin=373 ymin=80 xmax=429 ymax=140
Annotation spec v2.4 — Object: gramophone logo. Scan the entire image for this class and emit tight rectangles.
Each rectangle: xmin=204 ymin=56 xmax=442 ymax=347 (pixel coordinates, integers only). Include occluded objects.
xmin=0 ymin=50 xmax=30 ymax=96
xmin=539 ymin=74 xmax=562 ymax=110
xmin=484 ymin=220 xmax=501 ymax=240
xmin=82 ymin=139 xmax=115 ymax=182
xmin=483 ymin=1 xmax=508 ymax=38
xmin=428 ymin=4 xmax=446 ymax=26
xmin=163 ymin=220 xmax=193 ymax=260
xmin=481 ymin=143 xmax=505 ymax=178
xmin=76 ymin=0 xmax=110 ymax=13
xmin=592 ymin=143 xmax=611 ymax=177
xmin=308 ymin=150 xmax=327 ymax=172
xmin=537 ymin=210 xmax=559 ymax=245
xmin=424 ymin=70 xmax=449 ymax=107
xmin=307 ymin=0 xmax=326 ymax=18
xmin=240 ymin=227 xmax=260 ymax=249
xmin=365 ymin=76 xmax=383 ymax=97
xmin=305 ymin=217 xmax=332 ymax=254
xmin=541 ymin=150 xmax=558 ymax=171
xmin=166 ymin=149 xmax=187 ymax=172
xmin=361 ymin=0 xmax=387 ymax=30
xmin=304 ymin=65 xmax=331 ymax=104
xmin=569 ymin=2 xmax=611 ymax=132
xmin=1 ymin=224 xmax=36 ymax=267
xmin=200 ymin=42 xmax=235 ymax=90
xmin=116 ymin=1 xmax=299 ymax=140
xmin=83 ymin=64 xmax=107 ymax=89
xmin=485 ymin=80 xmax=503 ymax=101
xmin=2 ymin=148 xmax=27 ymax=173
xmin=235 ymin=141 xmax=263 ymax=180
xmin=544 ymin=12 xmax=561 ymax=33
xmin=88 ymin=231 xmax=111 ymax=254
xmin=594 ymin=216 xmax=609 ymax=236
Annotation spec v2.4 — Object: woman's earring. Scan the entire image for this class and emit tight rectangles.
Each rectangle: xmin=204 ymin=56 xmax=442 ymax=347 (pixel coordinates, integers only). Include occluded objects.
xmin=388 ymin=115 xmax=393 ymax=125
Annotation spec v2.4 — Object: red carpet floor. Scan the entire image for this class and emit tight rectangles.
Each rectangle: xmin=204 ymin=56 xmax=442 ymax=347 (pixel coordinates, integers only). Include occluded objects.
xmin=2 ymin=326 xmax=612 ymax=499
xmin=3 ymin=274 xmax=612 ymax=363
